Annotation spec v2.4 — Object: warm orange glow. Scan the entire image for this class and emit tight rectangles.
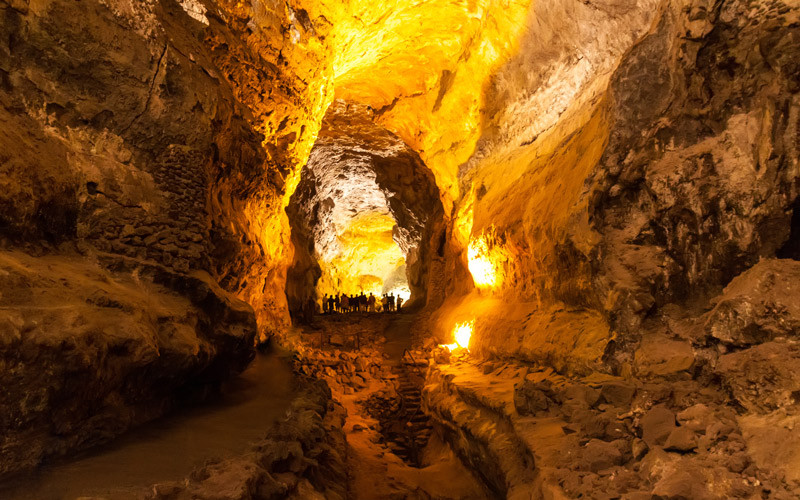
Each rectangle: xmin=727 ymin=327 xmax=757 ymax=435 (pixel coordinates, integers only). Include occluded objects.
xmin=296 ymin=0 xmax=533 ymax=211
xmin=316 ymin=213 xmax=408 ymax=298
xmin=467 ymin=229 xmax=506 ymax=290
xmin=442 ymin=320 xmax=474 ymax=352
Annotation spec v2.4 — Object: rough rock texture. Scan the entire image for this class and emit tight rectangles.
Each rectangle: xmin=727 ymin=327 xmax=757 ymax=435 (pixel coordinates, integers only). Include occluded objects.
xmin=415 ymin=0 xmax=800 ymax=381
xmin=146 ymin=377 xmax=348 ymax=500
xmin=589 ymin=0 xmax=800 ymax=340
xmin=0 ymin=0 xmax=313 ymax=477
xmin=3 ymin=0 xmax=800 ymax=495
xmin=0 ymin=251 xmax=256 ymax=476
xmin=424 ymin=351 xmax=800 ymax=499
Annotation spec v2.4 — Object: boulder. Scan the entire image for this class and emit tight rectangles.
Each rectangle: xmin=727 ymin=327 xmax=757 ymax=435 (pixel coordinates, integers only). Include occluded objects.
xmin=676 ymin=404 xmax=713 ymax=433
xmin=651 ymin=468 xmax=712 ymax=500
xmin=514 ymin=379 xmax=556 ymax=415
xmin=600 ymin=380 xmax=637 ymax=407
xmin=703 ymin=259 xmax=800 ymax=346
xmin=634 ymin=336 xmax=694 ymax=377
xmin=579 ymin=439 xmax=623 ymax=472
xmin=715 ymin=341 xmax=800 ymax=412
xmin=664 ymin=427 xmax=697 ymax=452
xmin=640 ymin=406 xmax=676 ymax=448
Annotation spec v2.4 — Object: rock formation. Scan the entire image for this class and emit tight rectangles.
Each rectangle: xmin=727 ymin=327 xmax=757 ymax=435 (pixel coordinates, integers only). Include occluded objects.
xmin=2 ymin=0 xmax=800 ymax=497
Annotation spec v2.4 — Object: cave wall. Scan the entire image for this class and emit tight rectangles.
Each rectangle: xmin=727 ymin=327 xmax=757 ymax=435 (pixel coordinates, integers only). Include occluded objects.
xmin=589 ymin=0 xmax=800 ymax=335
xmin=0 ymin=0 xmax=326 ymax=336
xmin=427 ymin=0 xmax=800 ymax=376
xmin=0 ymin=0 xmax=325 ymax=475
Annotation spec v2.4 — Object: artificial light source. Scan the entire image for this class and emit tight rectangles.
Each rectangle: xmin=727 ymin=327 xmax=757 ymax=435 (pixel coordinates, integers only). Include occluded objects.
xmin=442 ymin=320 xmax=474 ymax=351
xmin=467 ymin=229 xmax=506 ymax=290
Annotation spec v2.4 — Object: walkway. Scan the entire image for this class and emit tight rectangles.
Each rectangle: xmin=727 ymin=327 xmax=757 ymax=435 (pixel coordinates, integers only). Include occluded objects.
xmin=0 ymin=354 xmax=294 ymax=500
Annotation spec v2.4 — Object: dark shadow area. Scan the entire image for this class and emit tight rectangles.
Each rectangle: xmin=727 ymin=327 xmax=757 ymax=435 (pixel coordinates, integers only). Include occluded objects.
xmin=777 ymin=200 xmax=800 ymax=260
xmin=0 ymin=354 xmax=295 ymax=500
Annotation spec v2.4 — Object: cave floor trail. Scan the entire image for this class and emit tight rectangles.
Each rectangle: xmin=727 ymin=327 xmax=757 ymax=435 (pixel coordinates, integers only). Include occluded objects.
xmin=330 ymin=312 xmax=488 ymax=500
xmin=380 ymin=311 xmax=416 ymax=366
xmin=0 ymin=353 xmax=295 ymax=500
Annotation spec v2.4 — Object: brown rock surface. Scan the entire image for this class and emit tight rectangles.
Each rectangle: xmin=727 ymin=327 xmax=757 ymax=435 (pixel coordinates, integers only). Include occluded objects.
xmin=0 ymin=251 xmax=256 ymax=476
xmin=640 ymin=406 xmax=676 ymax=448
xmin=2 ymin=0 xmax=800 ymax=496
xmin=704 ymin=259 xmax=800 ymax=346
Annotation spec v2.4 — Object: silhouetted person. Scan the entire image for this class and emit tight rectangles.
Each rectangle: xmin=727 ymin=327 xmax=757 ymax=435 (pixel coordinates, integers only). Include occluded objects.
xmin=327 ymin=294 xmax=335 ymax=314
xmin=322 ymin=294 xmax=329 ymax=314
xmin=359 ymin=292 xmax=366 ymax=312
xmin=367 ymin=293 xmax=376 ymax=312
xmin=388 ymin=293 xmax=395 ymax=312
xmin=334 ymin=293 xmax=340 ymax=313
xmin=397 ymin=296 xmax=403 ymax=312
xmin=341 ymin=294 xmax=350 ymax=313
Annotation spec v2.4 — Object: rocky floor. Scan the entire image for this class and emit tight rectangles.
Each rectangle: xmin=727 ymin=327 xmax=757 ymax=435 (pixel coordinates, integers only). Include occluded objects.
xmin=5 ymin=269 xmax=798 ymax=499
xmin=287 ymin=312 xmax=489 ymax=500
xmin=286 ymin=269 xmax=800 ymax=500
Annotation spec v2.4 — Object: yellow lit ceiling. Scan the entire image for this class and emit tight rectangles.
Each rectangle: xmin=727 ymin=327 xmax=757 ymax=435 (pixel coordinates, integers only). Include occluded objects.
xmin=291 ymin=0 xmax=533 ymax=211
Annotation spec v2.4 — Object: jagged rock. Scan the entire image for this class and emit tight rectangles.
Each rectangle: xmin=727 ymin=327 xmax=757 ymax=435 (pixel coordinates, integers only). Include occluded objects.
xmin=664 ymin=427 xmax=697 ymax=452
xmin=599 ymin=380 xmax=637 ymax=407
xmin=704 ymin=260 xmax=800 ymax=346
xmin=739 ymin=412 xmax=800 ymax=482
xmin=715 ymin=341 xmax=800 ymax=412
xmin=634 ymin=336 xmax=694 ymax=377
xmin=514 ymin=379 xmax=556 ymax=415
xmin=651 ymin=468 xmax=711 ymax=500
xmin=571 ymin=410 xmax=611 ymax=439
xmin=676 ymin=404 xmax=713 ymax=433
xmin=631 ymin=438 xmax=648 ymax=460
xmin=640 ymin=406 xmax=676 ymax=448
xmin=579 ymin=439 xmax=623 ymax=472
xmin=639 ymin=447 xmax=676 ymax=482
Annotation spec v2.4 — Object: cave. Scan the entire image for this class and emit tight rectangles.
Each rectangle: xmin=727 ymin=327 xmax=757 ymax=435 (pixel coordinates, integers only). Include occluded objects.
xmin=2 ymin=0 xmax=800 ymax=499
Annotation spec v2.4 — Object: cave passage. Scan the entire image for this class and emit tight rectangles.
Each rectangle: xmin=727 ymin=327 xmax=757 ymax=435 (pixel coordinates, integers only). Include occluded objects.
xmin=285 ymin=100 xmax=444 ymax=318
xmin=3 ymin=0 xmax=800 ymax=498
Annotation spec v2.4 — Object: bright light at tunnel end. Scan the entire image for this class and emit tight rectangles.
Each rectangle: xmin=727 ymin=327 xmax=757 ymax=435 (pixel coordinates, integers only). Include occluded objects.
xmin=442 ymin=320 xmax=474 ymax=352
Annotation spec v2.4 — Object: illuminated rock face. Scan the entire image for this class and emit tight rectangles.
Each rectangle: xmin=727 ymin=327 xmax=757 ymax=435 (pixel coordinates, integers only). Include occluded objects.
xmin=0 ymin=0 xmax=300 ymax=473
xmin=429 ymin=0 xmax=800 ymax=375
xmin=286 ymin=101 xmax=443 ymax=314
xmin=3 ymin=0 xmax=800 ymax=490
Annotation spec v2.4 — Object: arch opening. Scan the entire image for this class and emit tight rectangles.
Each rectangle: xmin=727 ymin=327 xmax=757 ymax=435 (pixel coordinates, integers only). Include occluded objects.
xmin=285 ymin=100 xmax=444 ymax=320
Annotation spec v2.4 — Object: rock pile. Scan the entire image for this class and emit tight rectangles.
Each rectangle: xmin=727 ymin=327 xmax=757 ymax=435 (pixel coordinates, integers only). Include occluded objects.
xmin=423 ymin=322 xmax=800 ymax=499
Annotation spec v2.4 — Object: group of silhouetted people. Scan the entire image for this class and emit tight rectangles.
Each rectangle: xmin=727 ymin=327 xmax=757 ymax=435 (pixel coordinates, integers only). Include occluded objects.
xmin=322 ymin=292 xmax=403 ymax=314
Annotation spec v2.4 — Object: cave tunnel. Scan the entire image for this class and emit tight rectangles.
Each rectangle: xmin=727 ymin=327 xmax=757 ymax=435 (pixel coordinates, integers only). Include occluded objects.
xmin=285 ymin=100 xmax=444 ymax=322
xmin=2 ymin=0 xmax=800 ymax=498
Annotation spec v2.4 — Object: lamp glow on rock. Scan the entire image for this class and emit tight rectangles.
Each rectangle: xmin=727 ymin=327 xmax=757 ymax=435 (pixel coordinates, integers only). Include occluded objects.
xmin=442 ymin=320 xmax=474 ymax=352
xmin=467 ymin=230 xmax=505 ymax=290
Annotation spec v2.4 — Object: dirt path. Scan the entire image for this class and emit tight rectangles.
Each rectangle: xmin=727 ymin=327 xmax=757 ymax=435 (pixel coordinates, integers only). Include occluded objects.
xmin=0 ymin=354 xmax=295 ymax=500
xmin=381 ymin=312 xmax=416 ymax=366
xmin=293 ymin=312 xmax=489 ymax=499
